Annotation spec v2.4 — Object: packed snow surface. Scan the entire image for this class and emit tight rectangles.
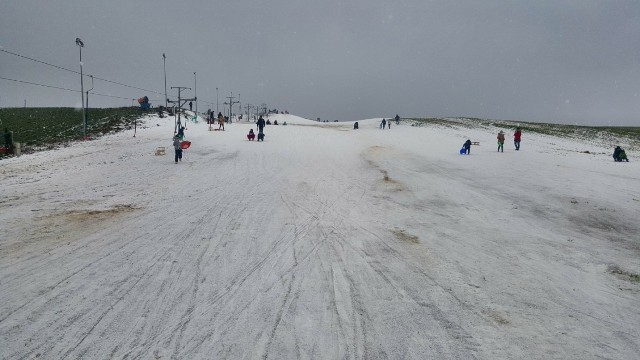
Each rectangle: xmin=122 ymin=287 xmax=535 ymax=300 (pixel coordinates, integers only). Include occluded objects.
xmin=1 ymin=113 xmax=639 ymax=359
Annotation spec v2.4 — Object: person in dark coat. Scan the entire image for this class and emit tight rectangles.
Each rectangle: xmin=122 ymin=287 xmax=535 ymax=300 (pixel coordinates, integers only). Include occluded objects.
xmin=173 ymin=135 xmax=183 ymax=163
xmin=463 ymin=139 xmax=472 ymax=155
xmin=257 ymin=116 xmax=266 ymax=141
xmin=395 ymin=114 xmax=400 ymax=125
xmin=353 ymin=121 xmax=359 ymax=129
xmin=613 ymin=146 xmax=629 ymax=162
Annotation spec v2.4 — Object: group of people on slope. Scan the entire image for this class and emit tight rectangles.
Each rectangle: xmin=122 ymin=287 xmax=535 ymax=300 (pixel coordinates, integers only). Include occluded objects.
xmin=461 ymin=128 xmax=522 ymax=155
xmin=379 ymin=115 xmax=401 ymax=130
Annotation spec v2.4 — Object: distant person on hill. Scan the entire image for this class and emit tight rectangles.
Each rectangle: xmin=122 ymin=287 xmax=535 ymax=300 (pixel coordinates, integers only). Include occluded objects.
xmin=613 ymin=146 xmax=629 ymax=162
xmin=381 ymin=118 xmax=386 ymax=129
xmin=257 ymin=116 xmax=266 ymax=141
xmin=395 ymin=114 xmax=400 ymax=125
xmin=173 ymin=135 xmax=183 ymax=163
xmin=354 ymin=121 xmax=359 ymax=129
xmin=462 ymin=139 xmax=472 ymax=155
xmin=218 ymin=112 xmax=225 ymax=130
xmin=514 ymin=127 xmax=522 ymax=150
xmin=497 ymin=131 xmax=505 ymax=152
xmin=387 ymin=121 xmax=391 ymax=129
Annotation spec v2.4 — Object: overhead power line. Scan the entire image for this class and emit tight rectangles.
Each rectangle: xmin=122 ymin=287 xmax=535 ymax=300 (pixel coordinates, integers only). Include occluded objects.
xmin=0 ymin=76 xmax=161 ymax=102
xmin=1 ymin=48 xmax=164 ymax=95
xmin=0 ymin=76 xmax=78 ymax=92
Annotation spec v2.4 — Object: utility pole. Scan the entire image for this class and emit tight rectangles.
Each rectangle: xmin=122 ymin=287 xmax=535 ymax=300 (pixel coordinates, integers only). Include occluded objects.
xmin=224 ymin=92 xmax=239 ymax=124
xmin=169 ymin=86 xmax=195 ymax=133
xmin=194 ymin=72 xmax=198 ymax=115
xmin=216 ymin=87 xmax=219 ymax=114
xmin=86 ymin=75 xmax=94 ymax=132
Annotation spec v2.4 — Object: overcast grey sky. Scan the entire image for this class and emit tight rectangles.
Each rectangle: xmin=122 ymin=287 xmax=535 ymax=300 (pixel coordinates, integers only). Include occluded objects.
xmin=2 ymin=0 xmax=640 ymax=125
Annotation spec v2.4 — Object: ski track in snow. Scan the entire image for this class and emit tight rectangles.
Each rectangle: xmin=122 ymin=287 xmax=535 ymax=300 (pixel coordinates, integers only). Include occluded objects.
xmin=1 ymin=114 xmax=639 ymax=359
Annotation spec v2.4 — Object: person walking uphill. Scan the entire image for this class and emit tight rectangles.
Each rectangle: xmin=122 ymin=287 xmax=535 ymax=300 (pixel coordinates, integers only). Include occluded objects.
xmin=256 ymin=115 xmax=266 ymax=141
xmin=514 ymin=128 xmax=522 ymax=150
xmin=380 ymin=118 xmax=386 ymax=129
xmin=497 ymin=131 xmax=505 ymax=152
xmin=217 ymin=112 xmax=225 ymax=130
xmin=173 ymin=135 xmax=183 ymax=163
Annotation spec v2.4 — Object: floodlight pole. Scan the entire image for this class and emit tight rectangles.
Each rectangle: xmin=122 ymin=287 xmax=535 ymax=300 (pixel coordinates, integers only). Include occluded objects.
xmin=194 ymin=72 xmax=197 ymax=115
xmin=216 ymin=87 xmax=219 ymax=114
xmin=76 ymin=37 xmax=86 ymax=139
xmin=163 ymin=53 xmax=168 ymax=108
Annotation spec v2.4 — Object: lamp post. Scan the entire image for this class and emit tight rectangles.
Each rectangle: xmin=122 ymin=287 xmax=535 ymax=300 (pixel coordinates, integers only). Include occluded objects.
xmin=75 ymin=37 xmax=86 ymax=139
xmin=163 ymin=53 xmax=167 ymax=108
xmin=216 ymin=87 xmax=219 ymax=114
xmin=194 ymin=72 xmax=197 ymax=115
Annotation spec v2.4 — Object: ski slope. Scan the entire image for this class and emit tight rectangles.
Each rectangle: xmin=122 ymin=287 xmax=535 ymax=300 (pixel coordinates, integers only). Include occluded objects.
xmin=1 ymin=113 xmax=639 ymax=359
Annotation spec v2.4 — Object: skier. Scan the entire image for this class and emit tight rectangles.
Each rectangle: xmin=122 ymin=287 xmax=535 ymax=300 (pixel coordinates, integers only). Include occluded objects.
xmin=257 ymin=116 xmax=266 ymax=141
xmin=514 ymin=127 xmax=522 ymax=150
xmin=173 ymin=135 xmax=183 ymax=163
xmin=497 ymin=131 xmax=505 ymax=152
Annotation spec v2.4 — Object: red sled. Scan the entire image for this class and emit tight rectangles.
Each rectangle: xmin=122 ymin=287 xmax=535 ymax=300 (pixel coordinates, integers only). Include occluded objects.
xmin=180 ymin=141 xmax=191 ymax=149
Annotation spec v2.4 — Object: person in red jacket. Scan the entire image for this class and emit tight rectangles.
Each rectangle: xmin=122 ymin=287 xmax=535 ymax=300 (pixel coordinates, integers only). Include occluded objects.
xmin=514 ymin=127 xmax=522 ymax=150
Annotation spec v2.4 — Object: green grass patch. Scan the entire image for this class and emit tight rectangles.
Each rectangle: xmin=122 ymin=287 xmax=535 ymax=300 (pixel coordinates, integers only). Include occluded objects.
xmin=608 ymin=265 xmax=640 ymax=283
xmin=0 ymin=107 xmax=153 ymax=153
xmin=407 ymin=117 xmax=640 ymax=150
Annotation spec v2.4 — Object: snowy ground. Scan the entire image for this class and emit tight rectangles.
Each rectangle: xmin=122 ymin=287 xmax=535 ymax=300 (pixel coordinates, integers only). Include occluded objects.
xmin=1 ymin=113 xmax=639 ymax=359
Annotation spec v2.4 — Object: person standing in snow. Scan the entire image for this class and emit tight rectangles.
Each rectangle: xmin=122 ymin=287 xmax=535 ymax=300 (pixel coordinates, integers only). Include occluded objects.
xmin=497 ymin=131 xmax=505 ymax=152
xmin=173 ymin=135 xmax=183 ymax=163
xmin=218 ymin=112 xmax=225 ymax=130
xmin=257 ymin=115 xmax=266 ymax=140
xmin=381 ymin=118 xmax=386 ymax=129
xmin=514 ymin=127 xmax=522 ymax=150
xmin=189 ymin=101 xmax=193 ymax=111
xmin=395 ymin=114 xmax=400 ymax=125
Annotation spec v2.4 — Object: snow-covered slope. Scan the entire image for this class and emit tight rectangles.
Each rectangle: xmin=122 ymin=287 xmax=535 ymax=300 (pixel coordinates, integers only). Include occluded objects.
xmin=1 ymin=113 xmax=639 ymax=359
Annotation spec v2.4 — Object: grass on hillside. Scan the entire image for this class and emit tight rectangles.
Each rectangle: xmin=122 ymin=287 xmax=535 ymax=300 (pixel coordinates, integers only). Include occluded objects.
xmin=408 ymin=117 xmax=640 ymax=150
xmin=0 ymin=107 xmax=154 ymax=154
